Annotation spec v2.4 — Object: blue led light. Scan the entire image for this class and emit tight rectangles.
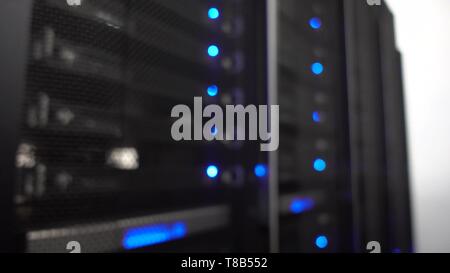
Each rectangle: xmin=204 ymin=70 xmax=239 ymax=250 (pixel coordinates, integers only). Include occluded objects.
xmin=313 ymin=158 xmax=327 ymax=172
xmin=208 ymin=7 xmax=220 ymax=20
xmin=315 ymin=235 xmax=328 ymax=249
xmin=206 ymin=165 xmax=219 ymax=178
xmin=207 ymin=85 xmax=219 ymax=97
xmin=211 ymin=126 xmax=218 ymax=136
xmin=123 ymin=222 xmax=187 ymax=250
xmin=311 ymin=62 xmax=324 ymax=75
xmin=208 ymin=45 xmax=220 ymax=57
xmin=254 ymin=164 xmax=268 ymax=178
xmin=290 ymin=198 xmax=315 ymax=214
xmin=312 ymin=111 xmax=321 ymax=123
xmin=309 ymin=17 xmax=322 ymax=30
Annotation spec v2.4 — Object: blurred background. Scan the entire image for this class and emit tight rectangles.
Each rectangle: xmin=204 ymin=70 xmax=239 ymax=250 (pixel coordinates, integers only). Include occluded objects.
xmin=387 ymin=0 xmax=450 ymax=253
xmin=1 ymin=0 xmax=448 ymax=253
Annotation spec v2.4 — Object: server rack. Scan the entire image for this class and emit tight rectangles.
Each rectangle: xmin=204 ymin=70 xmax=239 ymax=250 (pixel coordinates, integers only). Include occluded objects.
xmin=271 ymin=0 xmax=353 ymax=253
xmin=267 ymin=0 xmax=412 ymax=253
xmin=1 ymin=0 xmax=269 ymax=253
xmin=343 ymin=0 xmax=412 ymax=253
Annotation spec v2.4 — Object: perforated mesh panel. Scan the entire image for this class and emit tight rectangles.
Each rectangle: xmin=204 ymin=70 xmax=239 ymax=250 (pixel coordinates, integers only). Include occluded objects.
xmin=16 ymin=1 xmax=260 ymax=247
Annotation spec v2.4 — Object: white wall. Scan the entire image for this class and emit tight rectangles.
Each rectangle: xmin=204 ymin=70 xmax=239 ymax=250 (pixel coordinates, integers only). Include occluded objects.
xmin=385 ymin=0 xmax=450 ymax=252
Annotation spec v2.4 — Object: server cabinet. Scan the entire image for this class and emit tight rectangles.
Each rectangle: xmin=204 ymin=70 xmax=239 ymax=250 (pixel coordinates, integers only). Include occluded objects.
xmin=271 ymin=0 xmax=353 ymax=253
xmin=1 ymin=0 xmax=269 ymax=253
xmin=344 ymin=0 xmax=412 ymax=253
xmin=269 ymin=0 xmax=412 ymax=253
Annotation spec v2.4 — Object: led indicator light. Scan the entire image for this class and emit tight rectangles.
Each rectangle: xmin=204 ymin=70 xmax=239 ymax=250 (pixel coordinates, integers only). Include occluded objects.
xmin=312 ymin=111 xmax=321 ymax=123
xmin=290 ymin=198 xmax=315 ymax=214
xmin=309 ymin=17 xmax=322 ymax=29
xmin=208 ymin=45 xmax=220 ymax=57
xmin=206 ymin=165 xmax=219 ymax=178
xmin=315 ymin=235 xmax=328 ymax=249
xmin=254 ymin=164 xmax=268 ymax=178
xmin=311 ymin=62 xmax=324 ymax=75
xmin=313 ymin=158 xmax=327 ymax=172
xmin=208 ymin=8 xmax=220 ymax=20
xmin=211 ymin=126 xmax=218 ymax=136
xmin=207 ymin=85 xmax=219 ymax=97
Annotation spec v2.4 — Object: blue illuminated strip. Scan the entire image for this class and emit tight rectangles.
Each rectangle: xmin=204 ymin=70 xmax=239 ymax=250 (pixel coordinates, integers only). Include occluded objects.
xmin=290 ymin=197 xmax=315 ymax=214
xmin=122 ymin=222 xmax=187 ymax=250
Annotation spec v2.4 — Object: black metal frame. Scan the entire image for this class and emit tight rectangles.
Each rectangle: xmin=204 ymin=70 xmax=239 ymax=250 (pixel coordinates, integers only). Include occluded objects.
xmin=0 ymin=0 xmax=33 ymax=252
xmin=378 ymin=6 xmax=413 ymax=253
xmin=344 ymin=0 xmax=412 ymax=252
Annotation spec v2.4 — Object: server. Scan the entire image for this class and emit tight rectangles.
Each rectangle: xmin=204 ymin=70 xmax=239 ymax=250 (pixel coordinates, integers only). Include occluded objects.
xmin=0 ymin=0 xmax=412 ymax=253
xmin=270 ymin=0 xmax=352 ymax=253
xmin=343 ymin=0 xmax=412 ymax=253
xmin=1 ymin=0 xmax=269 ymax=253
xmin=268 ymin=0 xmax=412 ymax=253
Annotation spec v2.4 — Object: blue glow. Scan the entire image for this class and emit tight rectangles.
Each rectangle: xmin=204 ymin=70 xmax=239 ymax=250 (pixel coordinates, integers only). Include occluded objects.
xmin=315 ymin=235 xmax=328 ymax=249
xmin=207 ymin=85 xmax=219 ymax=97
xmin=312 ymin=111 xmax=321 ymax=123
xmin=208 ymin=8 xmax=220 ymax=20
xmin=311 ymin=62 xmax=324 ymax=75
xmin=211 ymin=126 xmax=218 ymax=136
xmin=290 ymin=198 xmax=315 ymax=214
xmin=254 ymin=164 xmax=268 ymax=178
xmin=206 ymin=165 xmax=219 ymax=178
xmin=313 ymin=158 xmax=327 ymax=172
xmin=123 ymin=222 xmax=187 ymax=250
xmin=309 ymin=17 xmax=322 ymax=29
xmin=208 ymin=45 xmax=220 ymax=57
